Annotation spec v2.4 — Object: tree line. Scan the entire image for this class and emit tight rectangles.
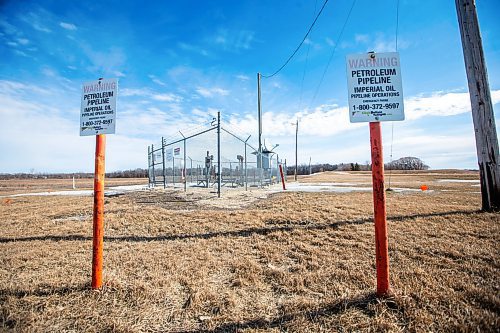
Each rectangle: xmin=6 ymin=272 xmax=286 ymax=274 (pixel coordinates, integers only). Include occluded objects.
xmin=0 ymin=168 xmax=149 ymax=180
xmin=1 ymin=157 xmax=429 ymax=179
xmin=286 ymin=156 xmax=429 ymax=175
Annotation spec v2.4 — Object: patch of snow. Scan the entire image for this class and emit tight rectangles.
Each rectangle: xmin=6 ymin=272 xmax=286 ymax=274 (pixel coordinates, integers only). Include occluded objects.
xmin=1 ymin=184 xmax=149 ymax=198
xmin=436 ymin=179 xmax=479 ymax=183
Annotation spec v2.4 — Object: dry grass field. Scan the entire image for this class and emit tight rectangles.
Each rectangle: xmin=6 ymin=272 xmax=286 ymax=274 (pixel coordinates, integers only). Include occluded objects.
xmin=0 ymin=171 xmax=498 ymax=332
xmin=0 ymin=178 xmax=146 ymax=196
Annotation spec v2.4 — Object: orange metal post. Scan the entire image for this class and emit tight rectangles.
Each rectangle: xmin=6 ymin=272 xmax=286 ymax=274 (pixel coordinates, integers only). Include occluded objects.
xmin=369 ymin=122 xmax=390 ymax=296
xmin=92 ymin=134 xmax=106 ymax=289
xmin=279 ymin=164 xmax=286 ymax=190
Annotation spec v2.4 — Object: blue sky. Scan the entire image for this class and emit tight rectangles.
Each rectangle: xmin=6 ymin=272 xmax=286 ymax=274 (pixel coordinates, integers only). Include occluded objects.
xmin=1 ymin=0 xmax=499 ymax=173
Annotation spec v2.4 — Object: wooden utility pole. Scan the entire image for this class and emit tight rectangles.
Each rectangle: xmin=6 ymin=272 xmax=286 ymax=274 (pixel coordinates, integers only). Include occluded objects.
xmin=456 ymin=0 xmax=500 ymax=211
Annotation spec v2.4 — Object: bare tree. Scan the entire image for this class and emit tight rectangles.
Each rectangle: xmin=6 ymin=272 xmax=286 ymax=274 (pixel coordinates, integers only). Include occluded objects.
xmin=386 ymin=157 xmax=429 ymax=170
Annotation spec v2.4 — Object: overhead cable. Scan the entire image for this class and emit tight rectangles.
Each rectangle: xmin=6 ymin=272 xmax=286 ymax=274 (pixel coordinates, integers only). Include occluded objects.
xmin=309 ymin=0 xmax=356 ymax=106
xmin=261 ymin=0 xmax=330 ymax=79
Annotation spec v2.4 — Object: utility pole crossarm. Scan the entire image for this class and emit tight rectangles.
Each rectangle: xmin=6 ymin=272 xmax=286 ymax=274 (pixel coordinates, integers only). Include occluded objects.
xmin=456 ymin=0 xmax=500 ymax=211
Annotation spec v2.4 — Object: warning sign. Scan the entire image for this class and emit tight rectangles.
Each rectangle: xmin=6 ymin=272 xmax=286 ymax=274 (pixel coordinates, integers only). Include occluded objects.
xmin=165 ymin=148 xmax=173 ymax=162
xmin=80 ymin=78 xmax=117 ymax=136
xmin=346 ymin=52 xmax=404 ymax=123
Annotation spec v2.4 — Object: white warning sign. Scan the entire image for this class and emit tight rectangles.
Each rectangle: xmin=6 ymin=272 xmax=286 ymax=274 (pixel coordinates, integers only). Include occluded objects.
xmin=80 ymin=78 xmax=117 ymax=136
xmin=346 ymin=52 xmax=404 ymax=123
xmin=165 ymin=148 xmax=173 ymax=162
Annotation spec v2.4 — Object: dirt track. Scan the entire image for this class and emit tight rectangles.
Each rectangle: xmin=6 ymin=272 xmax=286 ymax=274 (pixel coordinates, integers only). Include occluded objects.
xmin=0 ymin=171 xmax=498 ymax=332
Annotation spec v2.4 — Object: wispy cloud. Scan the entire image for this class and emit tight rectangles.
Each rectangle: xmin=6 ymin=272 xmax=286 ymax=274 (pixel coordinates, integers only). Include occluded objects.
xmin=120 ymin=88 xmax=151 ymax=97
xmin=405 ymin=90 xmax=500 ymax=120
xmin=120 ymin=87 xmax=182 ymax=103
xmin=196 ymin=87 xmax=229 ymax=98
xmin=19 ymin=11 xmax=52 ymax=33
xmin=17 ymin=38 xmax=29 ymax=45
xmin=80 ymin=44 xmax=126 ymax=76
xmin=178 ymin=42 xmax=209 ymax=57
xmin=148 ymin=74 xmax=166 ymax=86
xmin=113 ymin=70 xmax=126 ymax=77
xmin=223 ymin=103 xmax=361 ymax=138
xmin=236 ymin=74 xmax=250 ymax=81
xmin=2 ymin=73 xmax=498 ymax=171
xmin=353 ymin=32 xmax=410 ymax=52
xmin=213 ymin=29 xmax=255 ymax=51
xmin=354 ymin=34 xmax=369 ymax=43
xmin=60 ymin=22 xmax=77 ymax=31
xmin=152 ymin=93 xmax=183 ymax=103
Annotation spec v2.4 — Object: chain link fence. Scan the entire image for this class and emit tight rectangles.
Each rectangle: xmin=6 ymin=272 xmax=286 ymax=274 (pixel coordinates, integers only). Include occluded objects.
xmin=147 ymin=112 xmax=286 ymax=196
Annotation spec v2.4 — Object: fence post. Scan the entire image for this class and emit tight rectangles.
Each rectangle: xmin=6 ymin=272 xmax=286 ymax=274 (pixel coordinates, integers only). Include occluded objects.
xmin=259 ymin=152 xmax=263 ymax=187
xmin=161 ymin=137 xmax=166 ymax=189
xmin=284 ymin=159 xmax=287 ymax=181
xmin=151 ymin=144 xmax=156 ymax=187
xmin=244 ymin=141 xmax=248 ymax=191
xmin=217 ymin=111 xmax=221 ymax=198
xmin=172 ymin=156 xmax=175 ymax=187
xmin=183 ymin=134 xmax=187 ymax=192
xmin=189 ymin=157 xmax=193 ymax=183
xmin=276 ymin=154 xmax=280 ymax=184
xmin=148 ymin=145 xmax=151 ymax=187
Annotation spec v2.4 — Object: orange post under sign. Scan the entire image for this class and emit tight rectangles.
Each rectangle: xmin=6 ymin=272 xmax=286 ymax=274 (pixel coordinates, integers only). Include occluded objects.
xmin=92 ymin=134 xmax=106 ymax=289
xmin=369 ymin=122 xmax=390 ymax=296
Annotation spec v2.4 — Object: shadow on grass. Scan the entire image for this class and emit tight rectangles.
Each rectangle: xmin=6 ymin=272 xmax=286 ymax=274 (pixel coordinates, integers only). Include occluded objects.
xmin=175 ymin=293 xmax=406 ymax=333
xmin=0 ymin=283 xmax=90 ymax=298
xmin=0 ymin=210 xmax=482 ymax=244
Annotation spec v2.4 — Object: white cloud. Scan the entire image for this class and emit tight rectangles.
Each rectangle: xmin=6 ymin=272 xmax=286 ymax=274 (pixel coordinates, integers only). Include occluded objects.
xmin=405 ymin=90 xmax=500 ymax=120
xmin=17 ymin=38 xmax=29 ymax=45
xmin=196 ymin=87 xmax=229 ymax=98
xmin=0 ymin=79 xmax=193 ymax=172
xmin=80 ymin=44 xmax=126 ymax=77
xmin=41 ymin=67 xmax=57 ymax=77
xmin=355 ymin=34 xmax=369 ymax=43
xmin=236 ymin=74 xmax=250 ymax=81
xmin=325 ymin=37 xmax=335 ymax=47
xmin=32 ymin=23 xmax=51 ymax=33
xmin=20 ymin=11 xmax=53 ymax=33
xmin=1 ymin=75 xmax=498 ymax=172
xmin=178 ymin=42 xmax=210 ymax=57
xmin=152 ymin=93 xmax=182 ymax=102
xmin=148 ymin=74 xmax=166 ymax=86
xmin=224 ymin=103 xmax=362 ymax=138
xmin=60 ymin=22 xmax=77 ymax=31
xmin=388 ymin=132 xmax=477 ymax=169
xmin=354 ymin=32 xmax=410 ymax=52
xmin=120 ymin=88 xmax=150 ymax=97
xmin=113 ymin=70 xmax=126 ymax=77
xmin=14 ymin=50 xmax=28 ymax=57
xmin=213 ymin=29 xmax=255 ymax=51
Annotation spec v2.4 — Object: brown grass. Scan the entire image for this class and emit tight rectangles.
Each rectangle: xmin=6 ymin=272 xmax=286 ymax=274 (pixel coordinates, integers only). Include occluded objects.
xmin=0 ymin=171 xmax=498 ymax=332
xmin=0 ymin=178 xmax=147 ymax=196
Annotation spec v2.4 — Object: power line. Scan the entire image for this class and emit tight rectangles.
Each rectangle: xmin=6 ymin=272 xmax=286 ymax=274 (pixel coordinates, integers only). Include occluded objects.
xmin=298 ymin=0 xmax=319 ymax=113
xmin=309 ymin=0 xmax=357 ymax=106
xmin=388 ymin=0 xmax=401 ymax=189
xmin=261 ymin=0 xmax=330 ymax=79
